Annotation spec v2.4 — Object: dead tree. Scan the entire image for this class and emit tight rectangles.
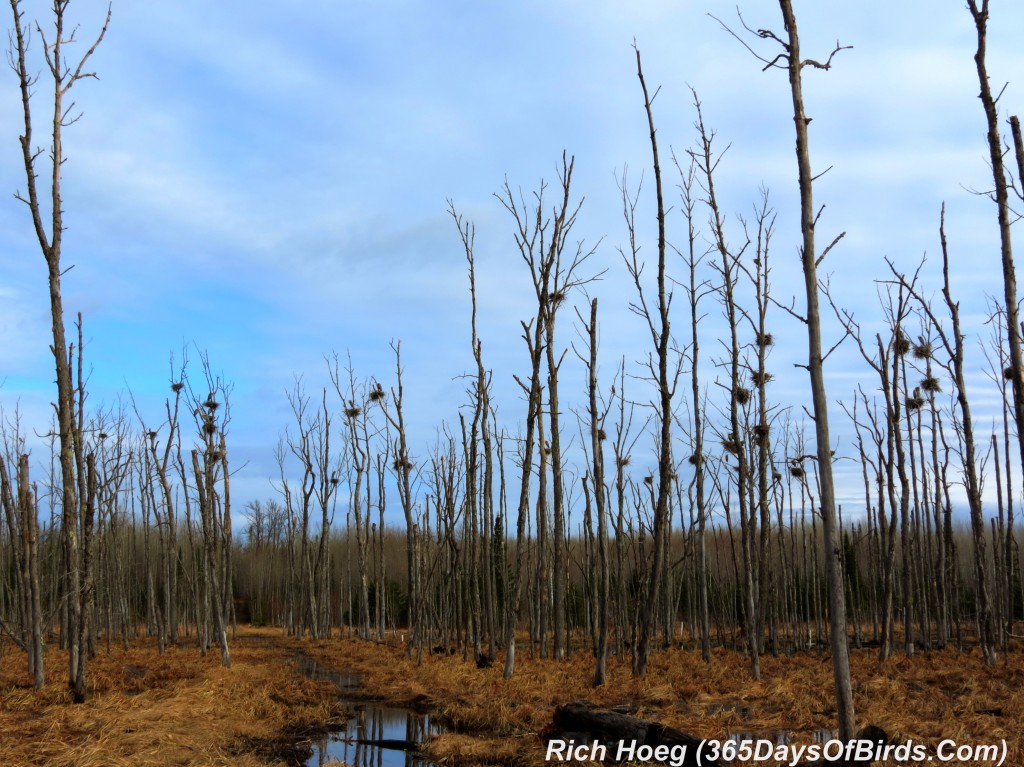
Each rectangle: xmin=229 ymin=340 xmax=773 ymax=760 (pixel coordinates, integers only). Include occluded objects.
xmin=331 ymin=357 xmax=374 ymax=640
xmin=0 ymin=448 xmax=44 ymax=688
xmin=622 ymin=47 xmax=680 ymax=677
xmin=374 ymin=342 xmax=421 ymax=658
xmin=673 ymin=148 xmax=715 ymax=663
xmin=132 ymin=356 xmax=188 ymax=651
xmin=966 ymin=2 xmax=1024 ymax=503
xmin=187 ymin=365 xmax=233 ymax=668
xmin=690 ymin=93 xmax=763 ymax=678
xmin=716 ymin=0 xmax=855 ymax=736
xmin=280 ymin=379 xmax=340 ymax=639
xmin=450 ymin=204 xmax=500 ymax=660
xmin=574 ymin=298 xmax=611 ymax=684
xmin=888 ymin=207 xmax=998 ymax=666
xmin=496 ymin=158 xmax=589 ymax=676
xmin=8 ymin=0 xmax=111 ymax=702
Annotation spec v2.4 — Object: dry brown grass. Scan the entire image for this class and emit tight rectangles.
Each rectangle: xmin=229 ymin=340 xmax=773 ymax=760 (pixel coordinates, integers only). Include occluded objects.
xmin=3 ymin=629 xmax=1021 ymax=767
xmin=0 ymin=626 xmax=345 ymax=767
xmin=302 ymin=636 xmax=1024 ymax=767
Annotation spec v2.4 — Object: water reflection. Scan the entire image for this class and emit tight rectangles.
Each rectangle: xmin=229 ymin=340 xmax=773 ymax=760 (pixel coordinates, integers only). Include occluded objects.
xmin=307 ymin=704 xmax=441 ymax=767
xmin=295 ymin=655 xmax=361 ymax=690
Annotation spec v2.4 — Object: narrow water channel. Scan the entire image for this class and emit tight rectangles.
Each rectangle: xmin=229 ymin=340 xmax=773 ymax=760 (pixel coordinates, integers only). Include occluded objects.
xmin=294 ymin=655 xmax=442 ymax=767
xmin=306 ymin=705 xmax=441 ymax=767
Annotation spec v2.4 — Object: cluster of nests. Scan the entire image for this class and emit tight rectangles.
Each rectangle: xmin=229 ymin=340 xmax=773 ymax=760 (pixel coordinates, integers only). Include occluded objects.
xmin=343 ymin=384 xmax=388 ymax=420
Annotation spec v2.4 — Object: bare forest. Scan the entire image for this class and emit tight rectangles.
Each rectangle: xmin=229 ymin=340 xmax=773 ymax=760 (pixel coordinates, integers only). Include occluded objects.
xmin=1 ymin=2 xmax=1023 ymax=766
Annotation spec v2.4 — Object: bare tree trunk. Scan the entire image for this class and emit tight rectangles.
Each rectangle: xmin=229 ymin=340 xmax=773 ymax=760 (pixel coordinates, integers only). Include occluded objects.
xmin=580 ymin=299 xmax=610 ymax=684
xmin=625 ymin=47 xmax=676 ymax=678
xmin=376 ymin=344 xmax=420 ymax=658
xmin=22 ymin=455 xmax=44 ymax=690
xmin=892 ymin=209 xmax=998 ymax=665
xmin=968 ymin=4 xmax=1024 ymax=514
xmin=7 ymin=0 xmax=111 ymax=702
xmin=774 ymin=0 xmax=855 ymax=738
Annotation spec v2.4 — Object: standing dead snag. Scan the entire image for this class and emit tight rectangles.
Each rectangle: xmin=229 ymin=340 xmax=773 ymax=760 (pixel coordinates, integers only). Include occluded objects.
xmin=8 ymin=0 xmax=111 ymax=701
xmin=966 ymin=3 xmax=1024 ymax=522
xmin=0 ymin=449 xmax=44 ymax=689
xmin=715 ymin=1 xmax=855 ymax=738
xmin=624 ymin=46 xmax=680 ymax=679
xmin=887 ymin=209 xmax=998 ymax=667
xmin=775 ymin=0 xmax=855 ymax=740
xmin=450 ymin=203 xmax=501 ymax=661
xmin=496 ymin=156 xmax=594 ymax=676
xmin=279 ymin=379 xmax=340 ymax=639
xmin=186 ymin=363 xmax=234 ymax=668
xmin=373 ymin=342 xmax=421 ymax=659
xmin=574 ymin=297 xmax=611 ymax=684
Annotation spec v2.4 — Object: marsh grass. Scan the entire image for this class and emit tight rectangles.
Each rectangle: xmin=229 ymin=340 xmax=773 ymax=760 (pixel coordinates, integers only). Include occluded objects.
xmin=2 ymin=628 xmax=1020 ymax=766
xmin=303 ymin=636 xmax=1023 ymax=767
xmin=0 ymin=626 xmax=344 ymax=767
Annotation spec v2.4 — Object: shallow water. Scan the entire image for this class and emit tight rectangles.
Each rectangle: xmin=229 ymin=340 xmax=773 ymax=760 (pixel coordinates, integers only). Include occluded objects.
xmin=295 ymin=656 xmax=442 ymax=767
xmin=307 ymin=704 xmax=441 ymax=767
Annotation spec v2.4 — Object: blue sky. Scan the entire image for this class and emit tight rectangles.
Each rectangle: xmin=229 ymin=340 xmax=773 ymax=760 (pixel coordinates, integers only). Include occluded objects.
xmin=1 ymin=1 xmax=1022 ymax=522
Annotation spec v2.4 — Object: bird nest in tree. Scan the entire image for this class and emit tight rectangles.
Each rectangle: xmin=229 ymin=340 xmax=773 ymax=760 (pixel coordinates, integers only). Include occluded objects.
xmin=344 ymin=406 xmax=362 ymax=419
xmin=752 ymin=423 xmax=770 ymax=447
xmin=920 ymin=376 xmax=942 ymax=393
xmin=368 ymin=386 xmax=386 ymax=403
xmin=913 ymin=341 xmax=933 ymax=359
xmin=733 ymin=387 xmax=751 ymax=405
xmin=894 ymin=333 xmax=912 ymax=356
xmin=171 ymin=382 xmax=184 ymax=393
xmin=722 ymin=437 xmax=742 ymax=456
xmin=751 ymin=371 xmax=773 ymax=387
xmin=756 ymin=332 xmax=774 ymax=348
xmin=905 ymin=395 xmax=925 ymax=412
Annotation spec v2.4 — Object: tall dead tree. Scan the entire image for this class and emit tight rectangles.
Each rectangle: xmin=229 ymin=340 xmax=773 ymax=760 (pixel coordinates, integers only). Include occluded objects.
xmin=450 ymin=203 xmax=500 ymax=660
xmin=374 ymin=343 xmax=420 ymax=658
xmin=673 ymin=147 xmax=714 ymax=663
xmin=889 ymin=210 xmax=998 ymax=666
xmin=717 ymin=0 xmax=855 ymax=737
xmin=0 ymin=450 xmax=44 ymax=688
xmin=188 ymin=366 xmax=233 ymax=667
xmin=575 ymin=297 xmax=611 ymax=684
xmin=623 ymin=47 xmax=678 ymax=678
xmin=967 ymin=1 xmax=1024 ymax=500
xmin=8 ymin=0 xmax=111 ymax=701
xmin=775 ymin=1 xmax=854 ymax=737
xmin=496 ymin=156 xmax=587 ymax=677
xmin=331 ymin=358 xmax=374 ymax=640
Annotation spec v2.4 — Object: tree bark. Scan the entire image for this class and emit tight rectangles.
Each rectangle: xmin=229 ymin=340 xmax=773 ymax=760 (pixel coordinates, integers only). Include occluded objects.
xmin=776 ymin=0 xmax=856 ymax=738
